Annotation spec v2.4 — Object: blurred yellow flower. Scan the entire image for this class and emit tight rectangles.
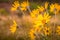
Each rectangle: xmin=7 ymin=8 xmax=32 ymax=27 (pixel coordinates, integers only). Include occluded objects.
xmin=42 ymin=12 xmax=51 ymax=24
xmin=44 ymin=2 xmax=49 ymax=9
xmin=29 ymin=18 xmax=43 ymax=39
xmin=50 ymin=3 xmax=60 ymax=14
xmin=11 ymin=1 xmax=20 ymax=11
xmin=50 ymin=4 xmax=55 ymax=13
xmin=43 ymin=27 xmax=51 ymax=36
xmin=33 ymin=14 xmax=43 ymax=26
xmin=20 ymin=1 xmax=29 ymax=11
xmin=30 ymin=9 xmax=39 ymax=18
xmin=29 ymin=29 xmax=36 ymax=40
xmin=54 ymin=3 xmax=60 ymax=14
xmin=38 ymin=6 xmax=45 ymax=12
xmin=11 ymin=7 xmax=17 ymax=11
xmin=29 ymin=25 xmax=42 ymax=40
xmin=34 ymin=12 xmax=51 ymax=26
xmin=10 ymin=20 xmax=17 ymax=34
xmin=33 ymin=24 xmax=42 ymax=33
xmin=56 ymin=26 xmax=60 ymax=35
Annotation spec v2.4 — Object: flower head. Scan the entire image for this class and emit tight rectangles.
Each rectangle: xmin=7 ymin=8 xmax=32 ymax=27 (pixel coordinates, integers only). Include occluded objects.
xmin=50 ymin=4 xmax=55 ymax=13
xmin=10 ymin=20 xmax=17 ymax=34
xmin=50 ymin=3 xmax=60 ymax=14
xmin=11 ymin=1 xmax=20 ymax=11
xmin=42 ymin=12 xmax=51 ymax=24
xmin=56 ymin=26 xmax=60 ymax=35
xmin=29 ymin=29 xmax=36 ymax=40
xmin=54 ymin=3 xmax=60 ymax=14
xmin=43 ymin=27 xmax=51 ymax=36
xmin=30 ymin=9 xmax=39 ymax=18
xmin=38 ymin=6 xmax=45 ymax=12
xmin=33 ymin=12 xmax=51 ymax=26
xmin=29 ymin=24 xmax=42 ymax=40
xmin=20 ymin=1 xmax=29 ymax=11
xmin=44 ymin=2 xmax=49 ymax=9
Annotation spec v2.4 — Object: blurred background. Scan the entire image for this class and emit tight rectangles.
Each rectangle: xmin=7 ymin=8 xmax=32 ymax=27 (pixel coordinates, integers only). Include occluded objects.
xmin=0 ymin=0 xmax=60 ymax=3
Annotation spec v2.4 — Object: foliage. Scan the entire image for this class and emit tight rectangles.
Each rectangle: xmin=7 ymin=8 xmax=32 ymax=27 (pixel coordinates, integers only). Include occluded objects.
xmin=0 ymin=8 xmax=9 ymax=16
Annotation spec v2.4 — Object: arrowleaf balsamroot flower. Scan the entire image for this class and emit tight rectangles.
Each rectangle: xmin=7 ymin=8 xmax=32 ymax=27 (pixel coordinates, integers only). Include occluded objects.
xmin=38 ymin=6 xmax=45 ymax=13
xmin=29 ymin=26 xmax=42 ymax=40
xmin=29 ymin=29 xmax=36 ymax=40
xmin=54 ymin=3 xmax=60 ymax=14
xmin=42 ymin=12 xmax=51 ymax=24
xmin=32 ymin=12 xmax=51 ymax=26
xmin=10 ymin=20 xmax=17 ymax=34
xmin=11 ymin=1 xmax=20 ymax=11
xmin=34 ymin=25 xmax=42 ymax=34
xmin=56 ymin=26 xmax=60 ymax=35
xmin=50 ymin=4 xmax=55 ymax=13
xmin=44 ymin=2 xmax=49 ymax=9
xmin=50 ymin=3 xmax=60 ymax=14
xmin=43 ymin=27 xmax=51 ymax=36
xmin=30 ymin=9 xmax=39 ymax=18
xmin=20 ymin=1 xmax=29 ymax=11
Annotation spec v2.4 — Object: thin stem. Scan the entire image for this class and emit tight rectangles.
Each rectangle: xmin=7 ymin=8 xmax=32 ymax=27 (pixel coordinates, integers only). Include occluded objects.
xmin=52 ymin=11 xmax=56 ymax=40
xmin=27 ymin=6 xmax=31 ymax=13
xmin=35 ymin=32 xmax=40 ymax=40
xmin=19 ymin=7 xmax=25 ymax=15
xmin=27 ymin=0 xmax=31 ymax=13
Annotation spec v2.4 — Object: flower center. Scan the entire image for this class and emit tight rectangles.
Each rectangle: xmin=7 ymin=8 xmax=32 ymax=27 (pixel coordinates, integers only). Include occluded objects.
xmin=42 ymin=19 xmax=46 ymax=24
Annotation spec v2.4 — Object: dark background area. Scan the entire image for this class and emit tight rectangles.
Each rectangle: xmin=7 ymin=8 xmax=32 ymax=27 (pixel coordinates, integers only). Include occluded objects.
xmin=0 ymin=0 xmax=60 ymax=3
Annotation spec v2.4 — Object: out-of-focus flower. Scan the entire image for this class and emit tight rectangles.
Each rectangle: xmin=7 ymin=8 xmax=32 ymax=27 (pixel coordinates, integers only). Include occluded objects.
xmin=10 ymin=20 xmax=17 ymax=34
xmin=20 ymin=1 xmax=29 ymax=11
xmin=54 ymin=3 xmax=60 ymax=14
xmin=44 ymin=2 xmax=49 ymax=9
xmin=50 ymin=4 xmax=55 ymax=13
xmin=29 ymin=29 xmax=36 ymax=40
xmin=43 ymin=27 xmax=51 ymax=36
xmin=38 ymin=6 xmax=45 ymax=12
xmin=30 ymin=9 xmax=39 ymax=18
xmin=56 ymin=26 xmax=60 ymax=35
xmin=29 ymin=26 xmax=42 ymax=40
xmin=33 ymin=12 xmax=51 ymax=26
xmin=11 ymin=1 xmax=20 ymax=11
xmin=33 ymin=24 xmax=42 ymax=33
xmin=42 ymin=12 xmax=51 ymax=24
xmin=50 ymin=3 xmax=60 ymax=14
xmin=33 ymin=14 xmax=43 ymax=26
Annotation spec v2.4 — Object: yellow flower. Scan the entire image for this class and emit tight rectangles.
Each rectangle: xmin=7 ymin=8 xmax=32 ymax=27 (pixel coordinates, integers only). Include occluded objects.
xmin=29 ymin=29 xmax=36 ymax=40
xmin=11 ymin=7 xmax=17 ymax=11
xmin=11 ymin=1 xmax=20 ymax=11
xmin=34 ymin=12 xmax=51 ymax=26
xmin=50 ymin=4 xmax=55 ymax=13
xmin=54 ymin=3 xmax=60 ymax=14
xmin=10 ymin=20 xmax=17 ymax=34
xmin=42 ymin=12 xmax=51 ymax=24
xmin=30 ymin=9 xmax=39 ymax=18
xmin=38 ymin=6 xmax=45 ymax=12
xmin=50 ymin=3 xmax=60 ymax=14
xmin=33 ymin=24 xmax=42 ymax=33
xmin=20 ymin=1 xmax=29 ymax=11
xmin=44 ymin=2 xmax=49 ymax=9
xmin=43 ymin=27 xmax=51 ymax=36
xmin=58 ymin=5 xmax=60 ymax=11
xmin=33 ymin=14 xmax=43 ymax=26
xmin=29 ymin=25 xmax=42 ymax=40
xmin=56 ymin=26 xmax=60 ymax=35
